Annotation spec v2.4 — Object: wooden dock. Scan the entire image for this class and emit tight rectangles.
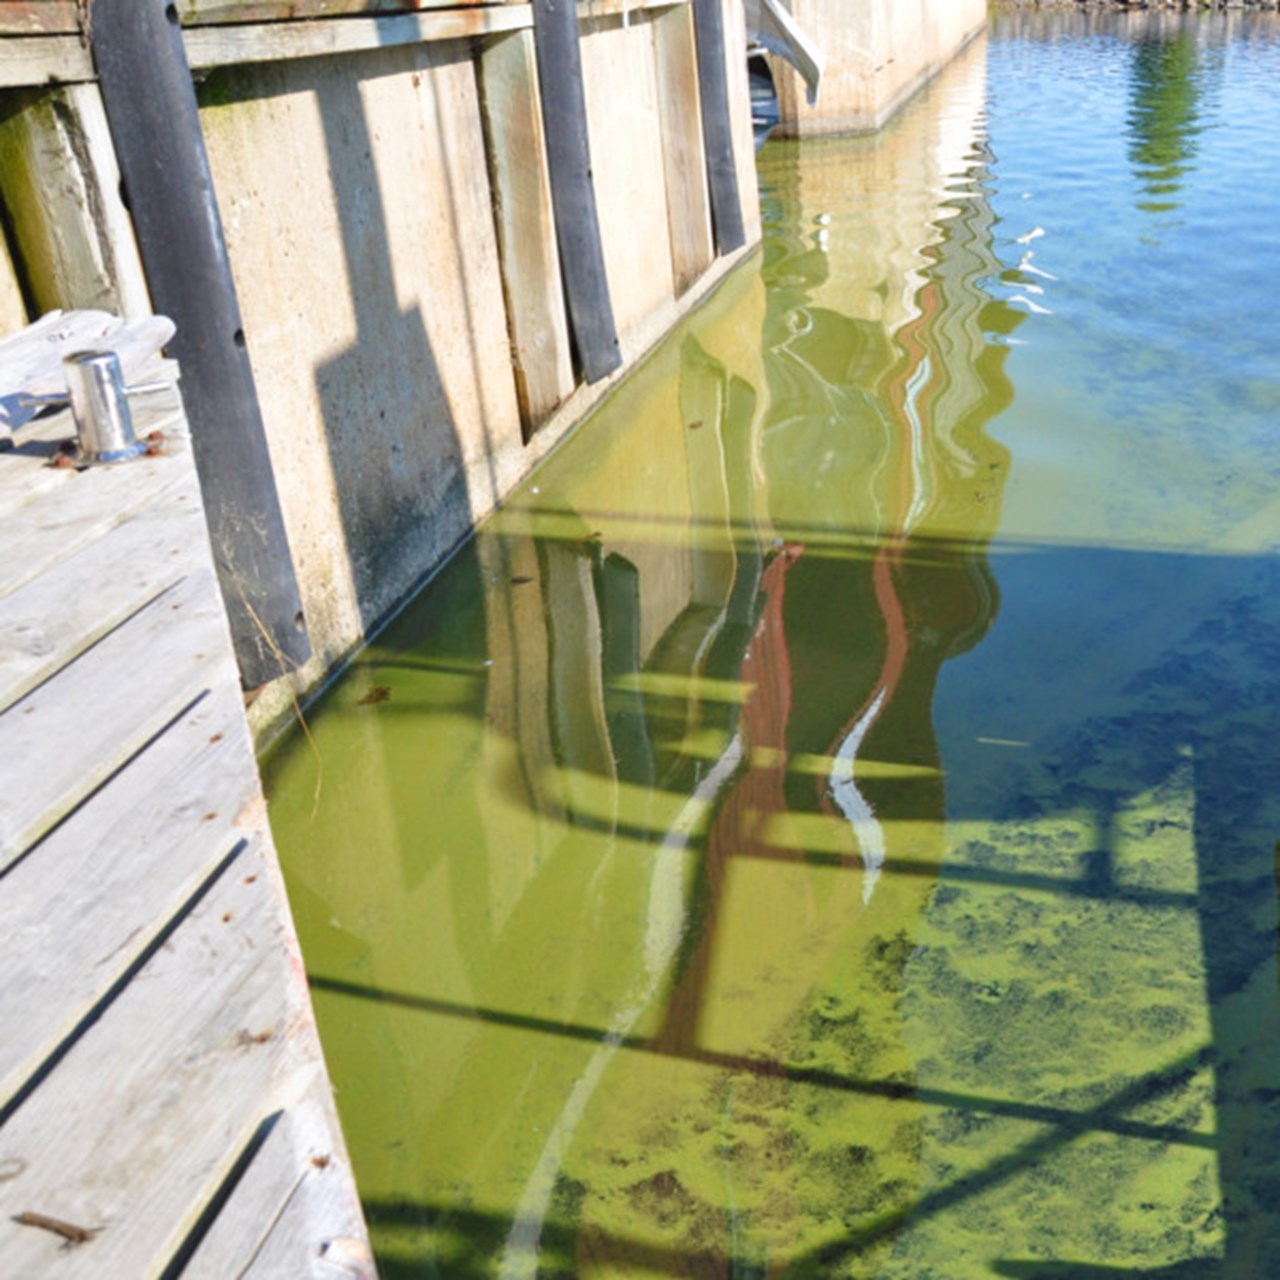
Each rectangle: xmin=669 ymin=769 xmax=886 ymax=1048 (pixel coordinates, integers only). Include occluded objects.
xmin=0 ymin=314 xmax=372 ymax=1277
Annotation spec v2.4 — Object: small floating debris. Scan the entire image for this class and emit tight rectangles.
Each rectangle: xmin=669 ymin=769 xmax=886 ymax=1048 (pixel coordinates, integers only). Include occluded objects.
xmin=357 ymin=686 xmax=391 ymax=706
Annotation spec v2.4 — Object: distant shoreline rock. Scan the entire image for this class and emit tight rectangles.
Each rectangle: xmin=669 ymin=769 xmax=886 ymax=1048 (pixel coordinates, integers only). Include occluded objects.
xmin=993 ymin=0 xmax=1278 ymax=9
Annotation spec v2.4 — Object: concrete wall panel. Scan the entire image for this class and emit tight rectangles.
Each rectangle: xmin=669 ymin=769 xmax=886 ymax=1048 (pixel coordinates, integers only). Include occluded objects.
xmin=580 ymin=13 xmax=678 ymax=356
xmin=0 ymin=5 xmax=764 ymax=735
xmin=199 ymin=41 xmax=524 ymax=691
xmin=774 ymin=0 xmax=987 ymax=137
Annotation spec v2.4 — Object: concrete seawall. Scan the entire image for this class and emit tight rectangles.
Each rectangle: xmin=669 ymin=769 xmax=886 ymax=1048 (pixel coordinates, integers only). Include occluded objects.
xmin=772 ymin=0 xmax=989 ymax=137
xmin=0 ymin=0 xmax=987 ymax=738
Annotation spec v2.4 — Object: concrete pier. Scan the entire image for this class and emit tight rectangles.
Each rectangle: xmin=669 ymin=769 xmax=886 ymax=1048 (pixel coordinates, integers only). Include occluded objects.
xmin=769 ymin=0 xmax=989 ymax=136
xmin=0 ymin=0 xmax=986 ymax=736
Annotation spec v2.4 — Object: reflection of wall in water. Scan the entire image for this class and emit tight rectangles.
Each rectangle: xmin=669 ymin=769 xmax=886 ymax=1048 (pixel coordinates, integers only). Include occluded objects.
xmin=494 ymin=45 xmax=1029 ymax=1271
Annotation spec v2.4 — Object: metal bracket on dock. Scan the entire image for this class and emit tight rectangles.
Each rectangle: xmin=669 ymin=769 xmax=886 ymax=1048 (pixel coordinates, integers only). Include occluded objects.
xmin=744 ymin=0 xmax=824 ymax=106
xmin=88 ymin=0 xmax=310 ymax=689
xmin=22 ymin=350 xmax=167 ymax=466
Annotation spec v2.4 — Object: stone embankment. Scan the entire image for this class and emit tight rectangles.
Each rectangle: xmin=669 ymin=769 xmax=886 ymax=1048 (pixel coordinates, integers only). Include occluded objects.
xmin=995 ymin=0 xmax=1278 ymax=9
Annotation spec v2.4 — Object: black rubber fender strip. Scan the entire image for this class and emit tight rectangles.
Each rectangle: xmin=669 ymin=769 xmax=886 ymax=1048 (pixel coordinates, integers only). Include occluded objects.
xmin=531 ymin=0 xmax=624 ymax=385
xmin=90 ymin=0 xmax=310 ymax=688
xmin=692 ymin=0 xmax=747 ymax=254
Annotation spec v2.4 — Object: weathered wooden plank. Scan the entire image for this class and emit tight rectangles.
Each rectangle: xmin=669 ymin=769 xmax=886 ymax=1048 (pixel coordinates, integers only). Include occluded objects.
xmin=0 ymin=682 xmax=255 ymax=1106
xmin=0 ymin=398 xmax=189 ymax=596
xmin=0 ymin=307 xmax=370 ymax=1267
xmin=0 ymin=2 xmax=690 ymax=76
xmin=581 ymin=0 xmax=686 ymax=17
xmin=0 ymin=566 xmax=238 ymax=866
xmin=183 ymin=5 xmax=533 ymax=69
xmin=652 ymin=3 xmax=714 ymax=296
xmin=180 ymin=0 xmax=520 ymax=22
xmin=0 ymin=34 xmax=89 ymax=84
xmin=0 ymin=477 xmax=199 ymax=711
xmin=0 ymin=84 xmax=149 ymax=316
xmin=0 ymin=3 xmax=77 ymax=36
xmin=479 ymin=28 xmax=575 ymax=435
xmin=183 ymin=1095 xmax=371 ymax=1280
xmin=0 ymin=216 xmax=27 ymax=332
xmin=0 ymin=844 xmax=327 ymax=1278
xmin=180 ymin=0 xmax=680 ymax=23
xmin=0 ymin=0 xmax=516 ymax=36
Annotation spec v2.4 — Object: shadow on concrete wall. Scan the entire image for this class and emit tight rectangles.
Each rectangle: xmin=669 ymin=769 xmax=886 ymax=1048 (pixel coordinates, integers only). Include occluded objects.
xmin=198 ymin=41 xmax=500 ymax=653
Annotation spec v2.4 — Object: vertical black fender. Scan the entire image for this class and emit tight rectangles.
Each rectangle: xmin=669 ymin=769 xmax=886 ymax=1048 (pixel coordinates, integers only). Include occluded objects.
xmin=530 ymin=0 xmax=623 ymax=385
xmin=692 ymin=0 xmax=747 ymax=254
xmin=90 ymin=0 xmax=310 ymax=688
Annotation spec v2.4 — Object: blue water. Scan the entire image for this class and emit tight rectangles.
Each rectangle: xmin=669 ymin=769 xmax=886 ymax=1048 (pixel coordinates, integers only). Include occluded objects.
xmin=266 ymin=14 xmax=1280 ymax=1276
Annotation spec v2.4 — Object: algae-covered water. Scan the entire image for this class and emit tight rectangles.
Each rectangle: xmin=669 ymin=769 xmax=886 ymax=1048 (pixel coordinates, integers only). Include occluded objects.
xmin=264 ymin=13 xmax=1280 ymax=1277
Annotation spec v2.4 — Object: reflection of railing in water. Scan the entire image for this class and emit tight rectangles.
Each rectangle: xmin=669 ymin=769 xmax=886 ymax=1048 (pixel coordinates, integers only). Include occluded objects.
xmin=466 ymin=63 xmax=1025 ymax=1271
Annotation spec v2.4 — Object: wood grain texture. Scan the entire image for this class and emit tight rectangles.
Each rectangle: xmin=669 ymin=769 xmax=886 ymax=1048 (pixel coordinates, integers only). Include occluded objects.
xmin=0 ymin=85 xmax=149 ymax=314
xmin=180 ymin=0 xmax=521 ymax=23
xmin=0 ymin=0 xmax=520 ymax=36
xmin=184 ymin=1095 xmax=373 ymax=1279
xmin=0 ymin=842 xmax=323 ymax=1278
xmin=0 ymin=683 xmax=253 ymax=1107
xmin=0 ymin=395 xmax=187 ymax=592
xmin=0 ymin=1 xmax=691 ymax=81
xmin=0 ymin=33 xmax=88 ymax=83
xmin=184 ymin=5 xmax=533 ymax=69
xmin=0 ymin=308 xmax=370 ymax=1273
xmin=652 ymin=3 xmax=714 ymax=295
xmin=0 ymin=0 xmax=684 ymax=37
xmin=0 ymin=2 xmax=77 ymax=36
xmin=0 ymin=390 xmax=196 ymax=710
xmin=479 ymin=27 xmax=575 ymax=434
xmin=0 ymin=481 xmax=193 ymax=709
xmin=0 ymin=566 xmax=237 ymax=866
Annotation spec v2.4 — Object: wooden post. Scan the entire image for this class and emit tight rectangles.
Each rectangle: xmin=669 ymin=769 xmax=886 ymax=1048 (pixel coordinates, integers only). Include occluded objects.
xmin=652 ymin=4 xmax=714 ymax=296
xmin=0 ymin=82 xmax=149 ymax=317
xmin=0 ymin=221 xmax=26 ymax=332
xmin=479 ymin=28 xmax=576 ymax=435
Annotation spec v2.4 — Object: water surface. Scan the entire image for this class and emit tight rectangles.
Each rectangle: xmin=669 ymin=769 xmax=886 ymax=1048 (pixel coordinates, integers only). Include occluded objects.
xmin=266 ymin=15 xmax=1280 ymax=1276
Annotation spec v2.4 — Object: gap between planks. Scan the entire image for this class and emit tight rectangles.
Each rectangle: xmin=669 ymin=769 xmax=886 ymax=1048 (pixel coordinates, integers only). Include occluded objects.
xmin=0 ymin=469 xmax=204 ymax=714
xmin=0 ymin=567 xmax=239 ymax=868
xmin=0 ymin=680 xmax=260 ymax=1108
xmin=0 ymin=838 xmax=331 ymax=1278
